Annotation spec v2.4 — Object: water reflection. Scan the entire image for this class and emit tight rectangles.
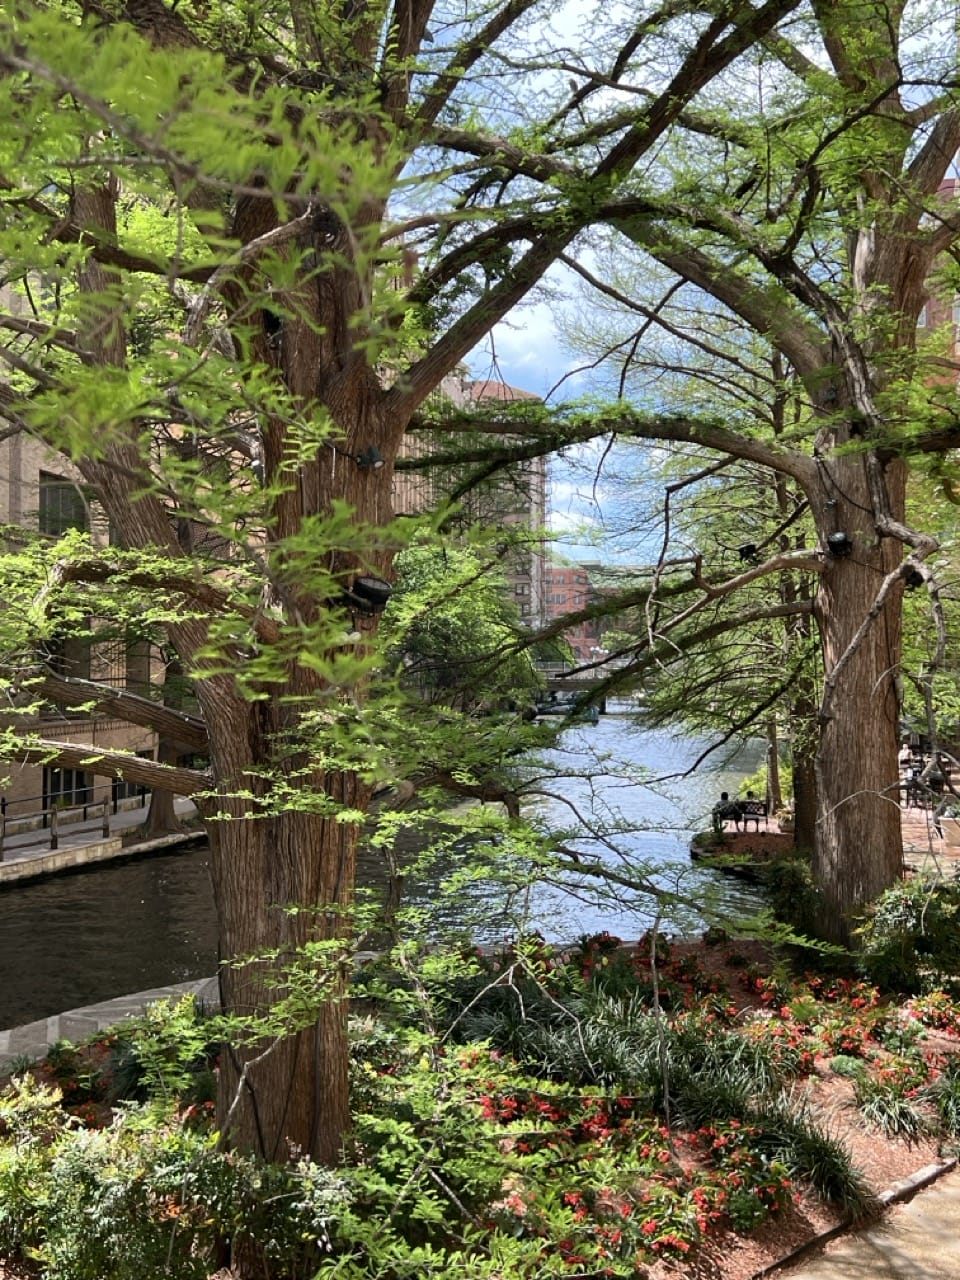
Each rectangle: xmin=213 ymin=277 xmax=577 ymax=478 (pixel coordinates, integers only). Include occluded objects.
xmin=402 ymin=717 xmax=765 ymax=943
xmin=1 ymin=850 xmax=219 ymax=1030
xmin=1 ymin=718 xmax=764 ymax=1029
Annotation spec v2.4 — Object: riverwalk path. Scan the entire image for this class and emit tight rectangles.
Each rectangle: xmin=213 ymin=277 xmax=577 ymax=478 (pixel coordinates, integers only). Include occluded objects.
xmin=0 ymin=795 xmax=202 ymax=885
xmin=773 ymin=1162 xmax=960 ymax=1278
xmin=0 ymin=975 xmax=220 ymax=1072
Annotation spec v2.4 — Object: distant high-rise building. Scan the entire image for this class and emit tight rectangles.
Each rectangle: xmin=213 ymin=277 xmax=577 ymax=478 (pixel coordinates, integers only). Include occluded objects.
xmin=393 ymin=368 xmax=548 ymax=628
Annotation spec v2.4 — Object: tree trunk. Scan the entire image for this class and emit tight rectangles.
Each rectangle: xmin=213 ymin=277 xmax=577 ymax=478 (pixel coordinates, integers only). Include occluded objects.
xmin=765 ymin=717 xmax=783 ymax=813
xmin=205 ymin=766 xmax=365 ymax=1165
xmin=790 ymin=682 xmax=819 ymax=855
xmin=146 ymin=742 xmax=185 ymax=836
xmin=812 ymin=453 xmax=905 ymax=942
xmin=791 ymin=735 xmax=818 ymax=855
xmin=145 ymin=786 xmax=181 ymax=836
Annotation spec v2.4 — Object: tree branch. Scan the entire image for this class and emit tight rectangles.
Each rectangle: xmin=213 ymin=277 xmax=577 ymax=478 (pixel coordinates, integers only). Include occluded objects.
xmin=5 ymin=738 xmax=209 ymax=796
xmin=414 ymin=0 xmax=544 ymax=130
xmin=184 ymin=204 xmax=323 ymax=348
xmin=35 ymin=557 xmax=282 ymax=648
xmin=391 ymin=0 xmax=801 ymax=418
xmin=36 ymin=671 xmax=208 ymax=752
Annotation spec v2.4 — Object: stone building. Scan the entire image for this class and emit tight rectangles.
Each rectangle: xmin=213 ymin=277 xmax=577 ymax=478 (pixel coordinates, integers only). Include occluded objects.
xmin=0 ymin=294 xmax=157 ymax=824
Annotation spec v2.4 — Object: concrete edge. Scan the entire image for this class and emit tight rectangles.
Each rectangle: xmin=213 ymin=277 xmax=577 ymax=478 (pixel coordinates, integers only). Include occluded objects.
xmin=752 ymin=1156 xmax=959 ymax=1278
xmin=0 ymin=830 xmax=204 ymax=887
xmin=0 ymin=977 xmax=222 ymax=1071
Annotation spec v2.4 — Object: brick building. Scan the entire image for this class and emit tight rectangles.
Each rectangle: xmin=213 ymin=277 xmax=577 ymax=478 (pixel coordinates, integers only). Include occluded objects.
xmin=542 ymin=562 xmax=603 ymax=662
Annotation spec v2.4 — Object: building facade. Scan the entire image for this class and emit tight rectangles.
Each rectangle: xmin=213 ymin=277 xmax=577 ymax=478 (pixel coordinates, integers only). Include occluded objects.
xmin=0 ymin=287 xmax=158 ymax=822
xmin=542 ymin=563 xmax=604 ymax=662
xmin=393 ymin=370 xmax=548 ymax=628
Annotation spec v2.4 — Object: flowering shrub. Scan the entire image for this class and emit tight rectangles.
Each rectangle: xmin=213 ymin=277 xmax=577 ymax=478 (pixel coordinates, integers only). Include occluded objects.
xmin=440 ymin=1051 xmax=801 ymax=1265
xmin=805 ymin=976 xmax=882 ymax=1009
xmin=697 ymin=1123 xmax=793 ymax=1230
xmin=9 ymin=939 xmax=960 ymax=1278
xmin=739 ymin=969 xmax=792 ymax=1008
xmin=905 ymin=991 xmax=960 ymax=1035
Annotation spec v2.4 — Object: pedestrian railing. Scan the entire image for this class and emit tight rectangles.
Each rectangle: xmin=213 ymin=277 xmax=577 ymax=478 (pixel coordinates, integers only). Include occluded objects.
xmin=0 ymin=797 xmax=111 ymax=860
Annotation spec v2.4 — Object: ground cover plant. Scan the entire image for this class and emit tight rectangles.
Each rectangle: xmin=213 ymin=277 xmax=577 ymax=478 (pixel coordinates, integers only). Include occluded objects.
xmin=4 ymin=933 xmax=960 ymax=1278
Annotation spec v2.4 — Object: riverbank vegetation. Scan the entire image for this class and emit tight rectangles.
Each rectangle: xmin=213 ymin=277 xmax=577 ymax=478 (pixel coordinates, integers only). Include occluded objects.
xmin=4 ymin=4 xmax=960 ymax=1274
xmin=6 ymin=919 xmax=960 ymax=1279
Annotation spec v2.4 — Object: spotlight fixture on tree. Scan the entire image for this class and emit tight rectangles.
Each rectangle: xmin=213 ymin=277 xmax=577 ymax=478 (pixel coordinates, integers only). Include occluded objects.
xmin=332 ymin=444 xmax=386 ymax=471
xmin=826 ymin=531 xmax=853 ymax=558
xmin=343 ymin=575 xmax=393 ymax=613
xmin=354 ymin=446 xmax=385 ymax=470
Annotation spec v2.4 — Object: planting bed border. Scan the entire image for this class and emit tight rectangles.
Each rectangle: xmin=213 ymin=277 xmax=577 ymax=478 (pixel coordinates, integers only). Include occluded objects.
xmin=752 ymin=1156 xmax=958 ymax=1277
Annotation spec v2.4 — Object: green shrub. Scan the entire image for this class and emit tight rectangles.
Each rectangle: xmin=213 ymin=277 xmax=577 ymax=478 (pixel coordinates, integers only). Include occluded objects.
xmin=922 ymin=1054 xmax=960 ymax=1138
xmin=762 ymin=859 xmax=824 ymax=940
xmin=829 ymin=1055 xmax=867 ymax=1079
xmin=0 ymin=1088 xmax=349 ymax=1280
xmin=0 ymin=1075 xmax=67 ymax=1256
xmin=853 ymin=1077 xmax=928 ymax=1140
xmin=857 ymin=876 xmax=960 ymax=993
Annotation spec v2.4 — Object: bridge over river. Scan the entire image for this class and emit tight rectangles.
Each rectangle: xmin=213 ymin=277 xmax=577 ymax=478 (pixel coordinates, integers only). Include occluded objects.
xmin=539 ymin=661 xmax=642 ymax=714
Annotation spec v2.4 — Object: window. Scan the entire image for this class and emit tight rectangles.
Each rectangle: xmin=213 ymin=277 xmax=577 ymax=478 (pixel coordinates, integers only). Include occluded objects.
xmin=43 ymin=765 xmax=92 ymax=811
xmin=125 ymin=639 xmax=152 ymax=694
xmin=40 ymin=628 xmax=92 ymax=717
xmin=45 ymin=632 xmax=91 ymax=682
xmin=39 ymin=473 xmax=88 ymax=536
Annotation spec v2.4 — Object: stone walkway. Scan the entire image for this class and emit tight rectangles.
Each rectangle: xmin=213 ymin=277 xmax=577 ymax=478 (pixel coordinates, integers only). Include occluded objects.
xmin=0 ymin=797 xmax=201 ymax=884
xmin=0 ymin=975 xmax=220 ymax=1071
xmin=900 ymin=802 xmax=960 ymax=873
xmin=776 ymin=1164 xmax=960 ymax=1278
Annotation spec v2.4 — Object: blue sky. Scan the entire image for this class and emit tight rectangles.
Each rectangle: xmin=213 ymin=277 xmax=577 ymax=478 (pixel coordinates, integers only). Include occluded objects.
xmin=466 ymin=277 xmax=633 ymax=563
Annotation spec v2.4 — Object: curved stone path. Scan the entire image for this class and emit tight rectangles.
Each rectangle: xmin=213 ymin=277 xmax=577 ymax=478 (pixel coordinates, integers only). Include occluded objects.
xmin=0 ymin=976 xmax=220 ymax=1071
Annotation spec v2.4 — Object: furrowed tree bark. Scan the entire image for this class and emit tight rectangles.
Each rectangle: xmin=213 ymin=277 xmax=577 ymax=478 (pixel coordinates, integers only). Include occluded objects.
xmin=0 ymin=0 xmax=824 ymax=1199
xmin=812 ymin=452 xmax=906 ymax=940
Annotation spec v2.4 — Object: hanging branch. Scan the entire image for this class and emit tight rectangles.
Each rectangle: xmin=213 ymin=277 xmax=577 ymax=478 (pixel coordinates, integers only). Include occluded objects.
xmin=12 ymin=738 xmax=209 ymax=796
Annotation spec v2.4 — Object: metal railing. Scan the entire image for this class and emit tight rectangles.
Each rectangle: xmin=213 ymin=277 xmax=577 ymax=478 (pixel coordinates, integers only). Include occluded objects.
xmin=1 ymin=785 xmax=148 ymax=823
xmin=0 ymin=796 xmax=117 ymax=860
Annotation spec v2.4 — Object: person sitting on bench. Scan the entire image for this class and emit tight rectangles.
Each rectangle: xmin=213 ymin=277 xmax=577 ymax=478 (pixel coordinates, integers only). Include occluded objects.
xmin=712 ymin=791 xmax=741 ymax=834
xmin=738 ymin=790 xmax=764 ymax=832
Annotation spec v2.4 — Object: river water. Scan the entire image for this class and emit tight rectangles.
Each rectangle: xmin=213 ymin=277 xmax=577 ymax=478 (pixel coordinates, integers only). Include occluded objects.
xmin=403 ymin=716 xmax=764 ymax=944
xmin=1 ymin=717 xmax=764 ymax=1029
